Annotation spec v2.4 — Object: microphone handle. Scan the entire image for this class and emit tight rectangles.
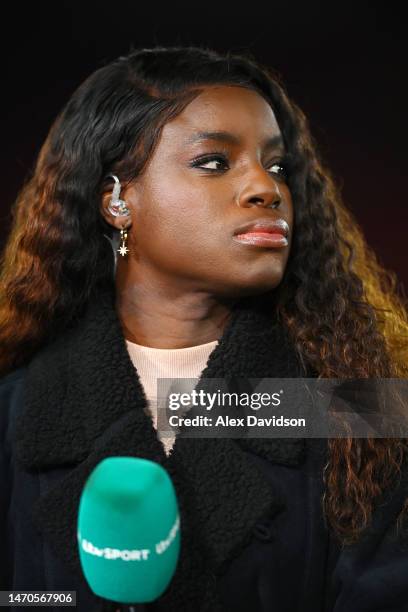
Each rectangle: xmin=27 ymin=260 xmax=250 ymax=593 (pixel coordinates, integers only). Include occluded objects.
xmin=114 ymin=605 xmax=150 ymax=611
xmin=102 ymin=600 xmax=151 ymax=612
xmin=100 ymin=598 xmax=153 ymax=612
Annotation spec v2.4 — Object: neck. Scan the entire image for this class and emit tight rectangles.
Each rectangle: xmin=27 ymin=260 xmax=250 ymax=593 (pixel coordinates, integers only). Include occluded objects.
xmin=115 ymin=281 xmax=237 ymax=350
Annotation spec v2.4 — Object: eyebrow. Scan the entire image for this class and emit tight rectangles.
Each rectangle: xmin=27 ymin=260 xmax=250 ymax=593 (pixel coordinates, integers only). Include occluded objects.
xmin=185 ymin=130 xmax=285 ymax=151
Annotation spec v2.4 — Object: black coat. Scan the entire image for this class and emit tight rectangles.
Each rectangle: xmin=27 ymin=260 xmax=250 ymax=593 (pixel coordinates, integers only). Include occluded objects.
xmin=1 ymin=286 xmax=408 ymax=612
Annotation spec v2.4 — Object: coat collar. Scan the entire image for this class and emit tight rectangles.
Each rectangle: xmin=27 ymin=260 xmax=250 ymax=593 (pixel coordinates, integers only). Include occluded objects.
xmin=15 ymin=284 xmax=311 ymax=608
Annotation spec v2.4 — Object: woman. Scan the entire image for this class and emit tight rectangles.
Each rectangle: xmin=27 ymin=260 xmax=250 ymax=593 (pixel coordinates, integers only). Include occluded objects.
xmin=1 ymin=45 xmax=408 ymax=611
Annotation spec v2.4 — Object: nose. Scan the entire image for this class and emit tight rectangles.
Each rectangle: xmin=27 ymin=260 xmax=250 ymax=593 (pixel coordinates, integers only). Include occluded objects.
xmin=237 ymin=174 xmax=282 ymax=210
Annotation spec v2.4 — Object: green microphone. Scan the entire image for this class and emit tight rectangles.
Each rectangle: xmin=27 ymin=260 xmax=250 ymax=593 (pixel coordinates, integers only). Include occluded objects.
xmin=77 ymin=456 xmax=180 ymax=605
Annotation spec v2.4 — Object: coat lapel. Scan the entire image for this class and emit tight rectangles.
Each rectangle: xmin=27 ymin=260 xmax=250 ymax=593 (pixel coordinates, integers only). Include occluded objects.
xmin=14 ymin=284 xmax=309 ymax=608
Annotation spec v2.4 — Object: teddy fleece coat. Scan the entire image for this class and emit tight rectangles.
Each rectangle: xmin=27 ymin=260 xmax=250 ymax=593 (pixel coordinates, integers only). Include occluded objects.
xmin=1 ymin=285 xmax=408 ymax=611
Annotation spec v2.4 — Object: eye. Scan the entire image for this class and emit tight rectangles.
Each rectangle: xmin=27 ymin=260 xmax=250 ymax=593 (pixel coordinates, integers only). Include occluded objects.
xmin=190 ymin=154 xmax=228 ymax=172
xmin=190 ymin=152 xmax=290 ymax=179
xmin=267 ymin=161 xmax=288 ymax=179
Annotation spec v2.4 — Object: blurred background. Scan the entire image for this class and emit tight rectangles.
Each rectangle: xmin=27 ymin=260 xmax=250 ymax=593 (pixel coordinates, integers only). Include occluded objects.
xmin=1 ymin=1 xmax=406 ymax=291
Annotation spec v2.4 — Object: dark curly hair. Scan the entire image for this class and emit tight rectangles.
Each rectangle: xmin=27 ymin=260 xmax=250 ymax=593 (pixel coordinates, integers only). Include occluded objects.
xmin=1 ymin=45 xmax=408 ymax=546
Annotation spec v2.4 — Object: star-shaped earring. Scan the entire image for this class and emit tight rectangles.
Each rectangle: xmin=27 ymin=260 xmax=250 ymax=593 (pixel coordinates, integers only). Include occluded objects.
xmin=118 ymin=244 xmax=129 ymax=256
xmin=117 ymin=227 xmax=129 ymax=257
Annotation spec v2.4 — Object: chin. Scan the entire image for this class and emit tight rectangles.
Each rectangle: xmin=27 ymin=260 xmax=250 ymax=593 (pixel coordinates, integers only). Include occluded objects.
xmin=242 ymin=282 xmax=282 ymax=297
xmin=217 ymin=278 xmax=284 ymax=300
xmin=240 ymin=270 xmax=284 ymax=293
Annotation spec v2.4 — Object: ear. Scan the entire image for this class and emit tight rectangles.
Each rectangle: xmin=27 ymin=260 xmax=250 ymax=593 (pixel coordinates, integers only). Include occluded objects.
xmin=99 ymin=183 xmax=138 ymax=232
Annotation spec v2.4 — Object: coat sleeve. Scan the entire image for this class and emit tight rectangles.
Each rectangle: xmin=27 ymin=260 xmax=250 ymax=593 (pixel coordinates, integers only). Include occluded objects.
xmin=0 ymin=368 xmax=26 ymax=588
xmin=328 ymin=470 xmax=408 ymax=612
xmin=0 ymin=380 xmax=9 ymax=587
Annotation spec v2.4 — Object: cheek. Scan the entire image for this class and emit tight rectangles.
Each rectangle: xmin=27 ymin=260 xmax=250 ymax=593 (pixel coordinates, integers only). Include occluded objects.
xmin=133 ymin=190 xmax=223 ymax=265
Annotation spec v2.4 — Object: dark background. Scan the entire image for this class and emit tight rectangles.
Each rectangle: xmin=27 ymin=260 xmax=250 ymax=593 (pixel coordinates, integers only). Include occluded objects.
xmin=1 ymin=2 xmax=406 ymax=292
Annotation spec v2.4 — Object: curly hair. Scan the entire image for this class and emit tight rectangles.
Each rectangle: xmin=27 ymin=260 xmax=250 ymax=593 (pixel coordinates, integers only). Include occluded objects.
xmin=1 ymin=45 xmax=408 ymax=546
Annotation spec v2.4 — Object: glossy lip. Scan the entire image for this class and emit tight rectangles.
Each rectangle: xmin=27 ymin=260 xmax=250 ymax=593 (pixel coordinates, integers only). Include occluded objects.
xmin=233 ymin=218 xmax=289 ymax=238
xmin=232 ymin=218 xmax=290 ymax=248
xmin=233 ymin=233 xmax=288 ymax=248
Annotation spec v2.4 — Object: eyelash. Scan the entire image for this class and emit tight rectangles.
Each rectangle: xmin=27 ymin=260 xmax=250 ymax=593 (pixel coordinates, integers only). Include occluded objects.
xmin=190 ymin=151 xmax=291 ymax=179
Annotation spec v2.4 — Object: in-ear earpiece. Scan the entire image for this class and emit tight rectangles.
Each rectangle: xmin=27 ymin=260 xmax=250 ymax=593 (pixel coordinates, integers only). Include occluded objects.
xmin=106 ymin=174 xmax=130 ymax=216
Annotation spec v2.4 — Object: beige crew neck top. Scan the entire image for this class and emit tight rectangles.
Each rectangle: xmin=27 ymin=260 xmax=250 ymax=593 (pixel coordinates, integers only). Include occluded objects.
xmin=125 ymin=339 xmax=219 ymax=455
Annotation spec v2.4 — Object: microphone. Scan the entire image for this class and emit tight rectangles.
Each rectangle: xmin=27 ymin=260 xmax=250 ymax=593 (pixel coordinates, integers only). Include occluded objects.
xmin=77 ymin=456 xmax=180 ymax=607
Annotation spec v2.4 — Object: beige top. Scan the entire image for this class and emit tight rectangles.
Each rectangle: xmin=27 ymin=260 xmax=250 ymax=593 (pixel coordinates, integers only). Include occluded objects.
xmin=125 ymin=338 xmax=219 ymax=455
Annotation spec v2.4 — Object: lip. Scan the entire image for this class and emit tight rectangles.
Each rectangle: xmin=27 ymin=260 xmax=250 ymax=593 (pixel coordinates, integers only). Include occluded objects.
xmin=233 ymin=218 xmax=289 ymax=248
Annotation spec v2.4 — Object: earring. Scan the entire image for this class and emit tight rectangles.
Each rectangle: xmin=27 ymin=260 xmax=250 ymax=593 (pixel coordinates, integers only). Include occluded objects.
xmin=118 ymin=226 xmax=129 ymax=257
xmin=105 ymin=174 xmax=131 ymax=257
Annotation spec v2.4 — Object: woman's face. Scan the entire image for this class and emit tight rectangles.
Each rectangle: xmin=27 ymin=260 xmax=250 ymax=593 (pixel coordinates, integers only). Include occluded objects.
xmin=113 ymin=84 xmax=294 ymax=300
